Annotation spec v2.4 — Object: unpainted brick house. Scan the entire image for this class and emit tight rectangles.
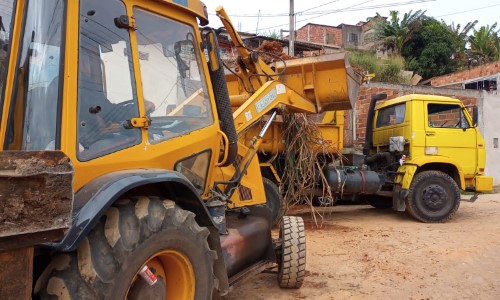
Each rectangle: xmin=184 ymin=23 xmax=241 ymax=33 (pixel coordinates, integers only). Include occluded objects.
xmin=295 ymin=19 xmax=376 ymax=51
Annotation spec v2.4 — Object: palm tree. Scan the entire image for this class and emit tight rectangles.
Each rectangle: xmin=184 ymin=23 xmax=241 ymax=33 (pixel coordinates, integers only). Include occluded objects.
xmin=447 ymin=21 xmax=477 ymax=60
xmin=469 ymin=23 xmax=500 ymax=63
xmin=369 ymin=10 xmax=426 ymax=54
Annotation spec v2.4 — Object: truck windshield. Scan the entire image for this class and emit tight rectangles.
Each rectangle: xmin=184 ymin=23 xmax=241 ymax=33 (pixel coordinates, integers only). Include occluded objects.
xmin=133 ymin=8 xmax=214 ymax=144
xmin=427 ymin=103 xmax=469 ymax=128
xmin=4 ymin=0 xmax=65 ymax=150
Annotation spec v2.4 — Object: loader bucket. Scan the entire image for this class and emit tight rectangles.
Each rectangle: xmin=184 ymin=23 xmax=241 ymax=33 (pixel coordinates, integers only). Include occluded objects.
xmin=0 ymin=151 xmax=73 ymax=251
xmin=274 ymin=52 xmax=361 ymax=111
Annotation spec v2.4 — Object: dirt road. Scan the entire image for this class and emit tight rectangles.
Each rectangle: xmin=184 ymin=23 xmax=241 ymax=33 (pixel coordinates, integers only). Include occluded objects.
xmin=224 ymin=194 xmax=500 ymax=300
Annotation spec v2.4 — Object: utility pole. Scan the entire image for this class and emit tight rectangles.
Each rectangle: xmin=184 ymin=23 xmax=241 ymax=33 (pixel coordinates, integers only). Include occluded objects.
xmin=289 ymin=0 xmax=294 ymax=56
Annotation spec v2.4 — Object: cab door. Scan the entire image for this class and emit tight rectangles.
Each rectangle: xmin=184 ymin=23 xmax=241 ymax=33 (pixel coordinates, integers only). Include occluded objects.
xmin=425 ymin=102 xmax=477 ymax=175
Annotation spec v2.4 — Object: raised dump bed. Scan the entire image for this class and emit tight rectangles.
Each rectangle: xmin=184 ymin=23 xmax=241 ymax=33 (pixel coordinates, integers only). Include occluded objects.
xmin=226 ymin=52 xmax=360 ymax=112
xmin=227 ymin=52 xmax=359 ymax=155
xmin=274 ymin=52 xmax=360 ymax=111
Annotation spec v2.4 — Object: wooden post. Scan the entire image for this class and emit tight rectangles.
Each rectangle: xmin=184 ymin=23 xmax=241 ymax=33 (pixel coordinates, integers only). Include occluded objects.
xmin=0 ymin=247 xmax=34 ymax=300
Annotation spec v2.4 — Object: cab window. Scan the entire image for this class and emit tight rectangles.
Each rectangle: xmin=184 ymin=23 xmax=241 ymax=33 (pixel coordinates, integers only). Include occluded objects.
xmin=5 ymin=0 xmax=65 ymax=150
xmin=376 ymin=103 xmax=406 ymax=128
xmin=133 ymin=8 xmax=213 ymax=143
xmin=0 ymin=0 xmax=15 ymax=112
xmin=427 ymin=104 xmax=469 ymax=128
xmin=77 ymin=0 xmax=141 ymax=161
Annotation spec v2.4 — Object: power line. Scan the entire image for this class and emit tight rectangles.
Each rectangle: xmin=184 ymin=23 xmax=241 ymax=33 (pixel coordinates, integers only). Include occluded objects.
xmin=252 ymin=0 xmax=372 ymax=32
xmin=436 ymin=3 xmax=500 ymax=18
xmin=249 ymin=0 xmax=434 ymax=32
xmin=298 ymin=0 xmax=341 ymax=14
xmin=208 ymin=0 xmax=343 ymax=17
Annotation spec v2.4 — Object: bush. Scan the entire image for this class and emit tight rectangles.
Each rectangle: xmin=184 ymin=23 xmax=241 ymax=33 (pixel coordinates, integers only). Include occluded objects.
xmin=348 ymin=51 xmax=409 ymax=84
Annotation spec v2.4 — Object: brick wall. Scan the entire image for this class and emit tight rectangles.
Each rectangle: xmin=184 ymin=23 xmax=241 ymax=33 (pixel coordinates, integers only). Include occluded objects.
xmin=296 ymin=24 xmax=342 ymax=47
xmin=431 ymin=60 xmax=500 ymax=87
xmin=344 ymin=83 xmax=480 ymax=148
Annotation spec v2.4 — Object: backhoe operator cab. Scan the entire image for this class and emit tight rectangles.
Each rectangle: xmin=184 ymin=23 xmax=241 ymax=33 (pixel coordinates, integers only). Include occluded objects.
xmin=0 ymin=0 xmax=305 ymax=299
xmin=366 ymin=94 xmax=493 ymax=222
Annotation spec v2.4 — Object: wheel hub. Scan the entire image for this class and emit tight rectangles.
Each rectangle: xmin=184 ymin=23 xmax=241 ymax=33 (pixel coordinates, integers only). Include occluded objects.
xmin=422 ymin=184 xmax=447 ymax=210
xmin=127 ymin=251 xmax=195 ymax=300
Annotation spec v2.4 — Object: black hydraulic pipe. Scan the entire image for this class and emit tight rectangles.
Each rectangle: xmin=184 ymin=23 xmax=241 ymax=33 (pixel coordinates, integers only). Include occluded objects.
xmin=207 ymin=29 xmax=238 ymax=167
xmin=363 ymin=93 xmax=387 ymax=155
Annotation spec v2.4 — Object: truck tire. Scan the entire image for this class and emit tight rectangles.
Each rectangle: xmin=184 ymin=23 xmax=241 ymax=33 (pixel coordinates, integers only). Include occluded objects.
xmin=405 ymin=171 xmax=461 ymax=223
xmin=277 ymin=216 xmax=306 ymax=288
xmin=367 ymin=195 xmax=392 ymax=209
xmin=264 ymin=177 xmax=285 ymax=226
xmin=35 ymin=196 xmax=216 ymax=299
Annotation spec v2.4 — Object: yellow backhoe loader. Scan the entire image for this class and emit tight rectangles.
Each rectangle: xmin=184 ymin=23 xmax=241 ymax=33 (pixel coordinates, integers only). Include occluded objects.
xmin=0 ymin=0 xmax=359 ymax=299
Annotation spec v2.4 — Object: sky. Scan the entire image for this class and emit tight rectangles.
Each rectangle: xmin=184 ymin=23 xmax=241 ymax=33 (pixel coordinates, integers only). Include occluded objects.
xmin=201 ymin=0 xmax=500 ymax=35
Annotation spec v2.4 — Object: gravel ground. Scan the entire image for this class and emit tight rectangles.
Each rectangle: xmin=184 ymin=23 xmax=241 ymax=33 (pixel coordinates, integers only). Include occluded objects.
xmin=223 ymin=193 xmax=500 ymax=300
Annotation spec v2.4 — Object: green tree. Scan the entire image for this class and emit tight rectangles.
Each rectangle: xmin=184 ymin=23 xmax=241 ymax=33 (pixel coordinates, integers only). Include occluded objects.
xmin=446 ymin=21 xmax=478 ymax=62
xmin=369 ymin=10 xmax=426 ymax=54
xmin=468 ymin=23 xmax=500 ymax=63
xmin=402 ymin=17 xmax=459 ymax=79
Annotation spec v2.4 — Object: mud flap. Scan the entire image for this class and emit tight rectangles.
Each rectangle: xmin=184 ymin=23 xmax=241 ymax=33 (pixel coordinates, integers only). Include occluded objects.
xmin=392 ymin=186 xmax=408 ymax=212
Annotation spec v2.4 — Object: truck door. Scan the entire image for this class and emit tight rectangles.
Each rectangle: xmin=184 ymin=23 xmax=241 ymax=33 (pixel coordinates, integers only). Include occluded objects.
xmin=425 ymin=103 xmax=477 ymax=175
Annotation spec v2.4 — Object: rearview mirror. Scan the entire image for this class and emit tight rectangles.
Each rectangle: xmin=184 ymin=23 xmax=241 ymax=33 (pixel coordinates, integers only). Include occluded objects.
xmin=472 ymin=106 xmax=478 ymax=127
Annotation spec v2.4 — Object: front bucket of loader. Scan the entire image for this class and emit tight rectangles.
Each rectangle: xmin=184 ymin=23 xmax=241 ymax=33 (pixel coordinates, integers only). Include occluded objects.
xmin=274 ymin=52 xmax=361 ymax=111
xmin=0 ymin=151 xmax=73 ymax=251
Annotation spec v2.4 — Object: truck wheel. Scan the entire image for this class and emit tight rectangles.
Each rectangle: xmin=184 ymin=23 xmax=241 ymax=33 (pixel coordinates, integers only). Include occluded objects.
xmin=35 ymin=196 xmax=216 ymax=299
xmin=367 ymin=195 xmax=392 ymax=209
xmin=405 ymin=171 xmax=461 ymax=223
xmin=264 ymin=177 xmax=285 ymax=226
xmin=277 ymin=216 xmax=306 ymax=288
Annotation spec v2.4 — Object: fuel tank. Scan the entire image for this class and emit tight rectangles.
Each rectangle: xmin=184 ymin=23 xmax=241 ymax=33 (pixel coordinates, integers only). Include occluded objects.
xmin=324 ymin=166 xmax=382 ymax=194
xmin=220 ymin=207 xmax=275 ymax=279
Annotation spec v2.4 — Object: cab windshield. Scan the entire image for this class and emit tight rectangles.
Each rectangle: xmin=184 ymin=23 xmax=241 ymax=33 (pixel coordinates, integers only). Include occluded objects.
xmin=4 ymin=0 xmax=65 ymax=150
xmin=0 ymin=0 xmax=14 ymax=106
xmin=133 ymin=8 xmax=214 ymax=144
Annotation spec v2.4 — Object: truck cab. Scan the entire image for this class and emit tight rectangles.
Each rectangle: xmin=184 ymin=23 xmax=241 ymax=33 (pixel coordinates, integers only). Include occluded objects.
xmin=370 ymin=94 xmax=493 ymax=222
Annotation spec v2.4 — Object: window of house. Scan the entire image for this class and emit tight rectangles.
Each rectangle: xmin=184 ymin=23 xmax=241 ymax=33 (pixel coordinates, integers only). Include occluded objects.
xmin=326 ymin=33 xmax=335 ymax=44
xmin=348 ymin=33 xmax=359 ymax=43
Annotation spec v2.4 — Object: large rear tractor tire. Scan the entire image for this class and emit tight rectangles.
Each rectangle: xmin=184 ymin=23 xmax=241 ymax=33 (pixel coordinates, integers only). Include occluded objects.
xmin=277 ymin=216 xmax=306 ymax=288
xmin=264 ymin=177 xmax=285 ymax=226
xmin=35 ymin=196 xmax=216 ymax=300
xmin=405 ymin=171 xmax=461 ymax=223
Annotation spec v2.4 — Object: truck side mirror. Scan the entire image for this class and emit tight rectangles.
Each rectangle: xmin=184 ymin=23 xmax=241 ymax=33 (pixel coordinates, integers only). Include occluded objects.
xmin=472 ymin=106 xmax=478 ymax=127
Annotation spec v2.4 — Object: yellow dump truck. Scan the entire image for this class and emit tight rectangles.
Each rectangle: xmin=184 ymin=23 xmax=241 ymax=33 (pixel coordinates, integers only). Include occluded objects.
xmin=362 ymin=93 xmax=493 ymax=222
xmin=235 ymin=88 xmax=494 ymax=223
xmin=0 ymin=1 xmax=359 ymax=299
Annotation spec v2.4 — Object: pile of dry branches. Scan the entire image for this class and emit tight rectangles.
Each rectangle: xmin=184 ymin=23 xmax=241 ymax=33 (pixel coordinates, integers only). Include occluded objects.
xmin=279 ymin=113 xmax=339 ymax=225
